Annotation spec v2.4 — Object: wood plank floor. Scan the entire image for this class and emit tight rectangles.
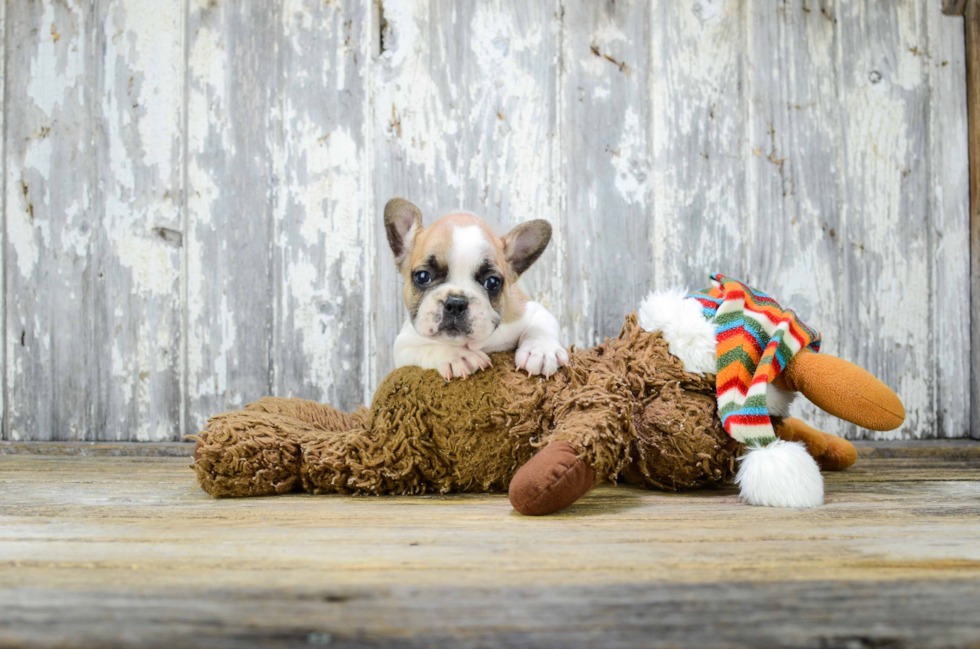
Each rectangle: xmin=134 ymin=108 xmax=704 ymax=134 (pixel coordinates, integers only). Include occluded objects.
xmin=1 ymin=442 xmax=980 ymax=648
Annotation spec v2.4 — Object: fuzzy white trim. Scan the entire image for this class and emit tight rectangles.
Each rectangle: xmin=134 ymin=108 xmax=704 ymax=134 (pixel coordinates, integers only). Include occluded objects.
xmin=735 ymin=440 xmax=823 ymax=508
xmin=637 ymin=288 xmax=716 ymax=374
xmin=766 ymin=384 xmax=796 ymax=418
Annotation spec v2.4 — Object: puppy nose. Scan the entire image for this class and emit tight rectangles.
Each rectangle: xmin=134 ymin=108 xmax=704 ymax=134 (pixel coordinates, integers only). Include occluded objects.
xmin=443 ymin=296 xmax=469 ymax=317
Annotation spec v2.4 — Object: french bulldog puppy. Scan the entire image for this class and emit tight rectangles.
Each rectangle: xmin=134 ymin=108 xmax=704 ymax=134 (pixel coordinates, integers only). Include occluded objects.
xmin=384 ymin=198 xmax=568 ymax=381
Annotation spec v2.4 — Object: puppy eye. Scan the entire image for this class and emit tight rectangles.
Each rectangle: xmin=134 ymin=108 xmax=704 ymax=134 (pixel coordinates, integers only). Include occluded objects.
xmin=413 ymin=270 xmax=432 ymax=286
xmin=483 ymin=276 xmax=502 ymax=293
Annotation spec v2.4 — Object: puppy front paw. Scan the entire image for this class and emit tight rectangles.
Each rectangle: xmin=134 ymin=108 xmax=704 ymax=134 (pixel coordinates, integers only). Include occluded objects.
xmin=438 ymin=348 xmax=492 ymax=381
xmin=515 ymin=338 xmax=568 ymax=377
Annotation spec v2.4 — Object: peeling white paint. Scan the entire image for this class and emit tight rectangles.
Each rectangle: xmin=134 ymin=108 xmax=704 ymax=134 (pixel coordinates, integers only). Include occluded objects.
xmin=610 ymin=106 xmax=652 ymax=205
xmin=1 ymin=0 xmax=5 ymax=435
xmin=3 ymin=0 xmax=971 ymax=441
xmin=375 ymin=1 xmax=461 ymax=183
xmin=288 ymin=118 xmax=362 ymax=284
xmin=187 ymin=20 xmax=227 ymax=112
xmin=6 ymin=183 xmax=41 ymax=282
xmin=114 ymin=231 xmax=179 ymax=296
xmin=60 ymin=200 xmax=91 ymax=259
xmin=282 ymin=260 xmax=338 ymax=402
xmin=272 ymin=0 xmax=369 ymax=408
xmin=27 ymin=2 xmax=86 ymax=116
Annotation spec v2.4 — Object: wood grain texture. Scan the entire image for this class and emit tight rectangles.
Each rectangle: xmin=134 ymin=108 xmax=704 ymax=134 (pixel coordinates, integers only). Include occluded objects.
xmin=272 ymin=0 xmax=371 ymax=413
xmin=743 ymin=0 xmax=847 ymax=437
xmin=0 ymin=441 xmax=193 ymax=457
xmin=929 ymin=2 xmax=972 ymax=438
xmin=0 ymin=1 xmax=973 ymax=441
xmin=945 ymin=0 xmax=969 ymax=16
xmin=561 ymin=1 xmax=653 ymax=346
xmin=96 ymin=0 xmax=185 ymax=441
xmin=184 ymin=0 xmax=277 ymax=433
xmin=0 ymin=0 xmax=6 ymax=438
xmin=4 ymin=0 xmax=97 ymax=441
xmin=837 ymin=1 xmax=938 ymax=439
xmin=3 ymin=0 xmax=183 ymax=442
xmin=1 ymin=450 xmax=980 ymax=647
xmin=4 ymin=581 xmax=980 ymax=649
xmin=650 ymin=0 xmax=747 ymax=289
xmin=966 ymin=0 xmax=980 ymax=440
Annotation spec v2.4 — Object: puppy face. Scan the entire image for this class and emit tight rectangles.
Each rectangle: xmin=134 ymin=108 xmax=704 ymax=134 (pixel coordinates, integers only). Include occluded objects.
xmin=384 ymin=198 xmax=551 ymax=345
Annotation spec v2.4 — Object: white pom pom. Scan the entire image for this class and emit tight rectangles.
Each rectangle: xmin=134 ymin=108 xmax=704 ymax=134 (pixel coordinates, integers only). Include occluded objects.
xmin=637 ymin=288 xmax=717 ymax=374
xmin=735 ymin=439 xmax=824 ymax=508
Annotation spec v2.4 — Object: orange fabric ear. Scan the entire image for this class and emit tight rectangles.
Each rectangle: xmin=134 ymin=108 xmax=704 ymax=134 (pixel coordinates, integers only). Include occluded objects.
xmin=774 ymin=349 xmax=905 ymax=431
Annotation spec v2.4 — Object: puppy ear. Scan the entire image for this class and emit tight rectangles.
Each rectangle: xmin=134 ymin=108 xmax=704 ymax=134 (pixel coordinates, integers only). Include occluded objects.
xmin=502 ymin=219 xmax=552 ymax=277
xmin=383 ymin=198 xmax=423 ymax=268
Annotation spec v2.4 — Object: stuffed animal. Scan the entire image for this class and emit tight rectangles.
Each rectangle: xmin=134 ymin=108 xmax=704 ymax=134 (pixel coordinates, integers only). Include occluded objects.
xmin=191 ymin=277 xmax=904 ymax=513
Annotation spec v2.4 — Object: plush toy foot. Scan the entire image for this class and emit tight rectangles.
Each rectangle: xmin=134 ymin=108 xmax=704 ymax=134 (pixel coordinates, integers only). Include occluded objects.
xmin=774 ymin=349 xmax=905 ymax=431
xmin=509 ymin=442 xmax=595 ymax=516
xmin=190 ymin=411 xmax=311 ymax=498
xmin=735 ymin=440 xmax=824 ymax=508
xmin=776 ymin=417 xmax=858 ymax=471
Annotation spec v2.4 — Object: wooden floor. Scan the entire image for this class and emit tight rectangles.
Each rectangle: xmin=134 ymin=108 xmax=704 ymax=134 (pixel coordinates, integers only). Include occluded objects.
xmin=2 ymin=442 xmax=980 ymax=648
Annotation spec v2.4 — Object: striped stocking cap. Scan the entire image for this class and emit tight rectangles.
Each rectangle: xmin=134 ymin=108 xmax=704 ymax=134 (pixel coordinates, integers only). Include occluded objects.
xmin=686 ymin=275 xmax=821 ymax=445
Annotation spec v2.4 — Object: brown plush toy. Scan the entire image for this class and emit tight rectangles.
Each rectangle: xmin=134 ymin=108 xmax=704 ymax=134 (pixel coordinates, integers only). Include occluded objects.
xmin=191 ymin=310 xmax=904 ymax=514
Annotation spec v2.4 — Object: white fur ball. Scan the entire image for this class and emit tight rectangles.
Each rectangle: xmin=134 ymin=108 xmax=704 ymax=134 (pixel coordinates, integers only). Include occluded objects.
xmin=637 ymin=288 xmax=717 ymax=374
xmin=735 ymin=439 xmax=824 ymax=508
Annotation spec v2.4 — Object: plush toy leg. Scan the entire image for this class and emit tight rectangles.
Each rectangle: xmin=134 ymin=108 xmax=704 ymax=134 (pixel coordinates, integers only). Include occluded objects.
xmin=192 ymin=398 xmax=369 ymax=498
xmin=775 ymin=417 xmax=858 ymax=471
xmin=237 ymin=398 xmax=378 ymax=495
xmin=245 ymin=396 xmax=370 ymax=431
xmin=508 ymin=442 xmax=595 ymax=516
xmin=512 ymin=374 xmax=633 ymax=515
xmin=774 ymin=349 xmax=905 ymax=431
xmin=300 ymin=425 xmax=393 ymax=495
xmin=191 ymin=411 xmax=320 ymax=498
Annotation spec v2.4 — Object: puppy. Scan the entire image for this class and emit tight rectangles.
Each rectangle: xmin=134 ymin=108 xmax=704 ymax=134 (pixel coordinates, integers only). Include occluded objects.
xmin=384 ymin=198 xmax=568 ymax=381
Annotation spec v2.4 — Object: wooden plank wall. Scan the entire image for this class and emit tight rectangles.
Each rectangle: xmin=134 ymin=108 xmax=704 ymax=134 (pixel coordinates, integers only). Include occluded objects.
xmin=951 ymin=0 xmax=980 ymax=441
xmin=1 ymin=0 xmax=971 ymax=442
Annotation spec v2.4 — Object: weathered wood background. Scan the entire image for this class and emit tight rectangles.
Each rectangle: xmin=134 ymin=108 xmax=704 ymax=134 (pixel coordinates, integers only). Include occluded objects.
xmin=2 ymin=0 xmax=971 ymax=442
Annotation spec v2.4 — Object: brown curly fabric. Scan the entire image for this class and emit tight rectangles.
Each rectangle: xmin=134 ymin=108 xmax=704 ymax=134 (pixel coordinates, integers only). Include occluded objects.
xmin=192 ymin=314 xmax=740 ymax=498
xmin=189 ymin=410 xmax=314 ymax=498
xmin=621 ymin=384 xmax=739 ymax=491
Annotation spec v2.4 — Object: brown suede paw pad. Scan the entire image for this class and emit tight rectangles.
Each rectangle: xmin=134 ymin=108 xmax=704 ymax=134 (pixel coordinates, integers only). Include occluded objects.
xmin=509 ymin=442 xmax=595 ymax=516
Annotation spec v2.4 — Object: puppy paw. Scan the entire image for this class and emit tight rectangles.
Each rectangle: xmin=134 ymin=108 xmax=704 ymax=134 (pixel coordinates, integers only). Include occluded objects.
xmin=515 ymin=338 xmax=568 ymax=377
xmin=438 ymin=348 xmax=492 ymax=381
